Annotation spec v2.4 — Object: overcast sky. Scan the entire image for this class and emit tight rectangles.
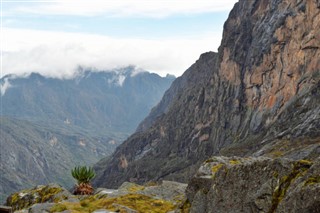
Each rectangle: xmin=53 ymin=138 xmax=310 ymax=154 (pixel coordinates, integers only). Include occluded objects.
xmin=1 ymin=0 xmax=238 ymax=78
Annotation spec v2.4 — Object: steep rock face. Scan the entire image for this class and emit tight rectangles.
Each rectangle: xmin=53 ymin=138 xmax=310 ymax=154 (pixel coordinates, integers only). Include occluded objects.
xmin=94 ymin=52 xmax=219 ymax=187
xmin=93 ymin=0 xmax=320 ymax=188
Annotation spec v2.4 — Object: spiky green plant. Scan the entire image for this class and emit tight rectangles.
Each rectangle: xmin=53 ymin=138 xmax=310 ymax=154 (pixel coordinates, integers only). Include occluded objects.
xmin=71 ymin=166 xmax=96 ymax=195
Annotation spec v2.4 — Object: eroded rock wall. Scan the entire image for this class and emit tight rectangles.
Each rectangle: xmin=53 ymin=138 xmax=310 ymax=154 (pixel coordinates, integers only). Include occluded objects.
xmin=93 ymin=0 xmax=320 ymax=189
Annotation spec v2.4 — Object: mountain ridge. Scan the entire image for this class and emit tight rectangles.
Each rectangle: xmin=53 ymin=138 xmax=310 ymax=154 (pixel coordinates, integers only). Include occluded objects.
xmin=0 ymin=67 xmax=175 ymax=201
xmin=93 ymin=0 xmax=320 ymax=189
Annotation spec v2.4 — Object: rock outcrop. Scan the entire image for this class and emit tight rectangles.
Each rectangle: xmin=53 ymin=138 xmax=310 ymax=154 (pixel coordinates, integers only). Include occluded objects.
xmin=185 ymin=156 xmax=320 ymax=213
xmin=5 ymin=183 xmax=77 ymax=212
xmin=93 ymin=0 xmax=320 ymax=189
xmin=6 ymin=181 xmax=187 ymax=213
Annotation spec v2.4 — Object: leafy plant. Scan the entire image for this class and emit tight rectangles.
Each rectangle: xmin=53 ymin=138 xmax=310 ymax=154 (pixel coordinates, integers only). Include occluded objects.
xmin=71 ymin=166 xmax=96 ymax=195
xmin=71 ymin=166 xmax=95 ymax=184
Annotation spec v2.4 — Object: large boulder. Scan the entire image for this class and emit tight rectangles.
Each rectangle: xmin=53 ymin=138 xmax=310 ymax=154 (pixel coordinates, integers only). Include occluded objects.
xmin=5 ymin=183 xmax=78 ymax=211
xmin=185 ymin=156 xmax=320 ymax=213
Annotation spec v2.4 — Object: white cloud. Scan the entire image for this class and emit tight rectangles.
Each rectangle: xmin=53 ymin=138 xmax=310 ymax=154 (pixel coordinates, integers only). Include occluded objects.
xmin=11 ymin=0 xmax=238 ymax=18
xmin=2 ymin=28 xmax=222 ymax=78
xmin=0 ymin=77 xmax=12 ymax=96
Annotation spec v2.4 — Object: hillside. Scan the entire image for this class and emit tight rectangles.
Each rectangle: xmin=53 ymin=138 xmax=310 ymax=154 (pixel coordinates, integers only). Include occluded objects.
xmin=93 ymin=0 xmax=320 ymax=189
xmin=0 ymin=67 xmax=175 ymax=136
xmin=0 ymin=67 xmax=174 ymax=201
xmin=0 ymin=117 xmax=117 ymax=202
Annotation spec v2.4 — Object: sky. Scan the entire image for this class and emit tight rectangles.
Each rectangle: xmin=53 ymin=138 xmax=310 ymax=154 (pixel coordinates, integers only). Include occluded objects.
xmin=1 ymin=0 xmax=238 ymax=78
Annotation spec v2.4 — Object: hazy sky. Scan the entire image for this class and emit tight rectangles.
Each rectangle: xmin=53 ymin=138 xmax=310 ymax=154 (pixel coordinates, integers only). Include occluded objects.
xmin=1 ymin=0 xmax=238 ymax=78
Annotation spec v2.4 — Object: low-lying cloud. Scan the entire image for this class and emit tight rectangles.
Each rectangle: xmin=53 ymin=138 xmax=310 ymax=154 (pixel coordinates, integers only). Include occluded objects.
xmin=2 ymin=28 xmax=222 ymax=78
xmin=10 ymin=0 xmax=238 ymax=18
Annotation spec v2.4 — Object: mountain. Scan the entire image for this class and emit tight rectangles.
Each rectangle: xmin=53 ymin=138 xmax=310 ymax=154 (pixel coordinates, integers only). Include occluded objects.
xmin=0 ymin=67 xmax=175 ymax=136
xmin=93 ymin=0 xmax=320 ymax=189
xmin=0 ymin=117 xmax=116 ymax=202
xmin=0 ymin=67 xmax=175 ymax=201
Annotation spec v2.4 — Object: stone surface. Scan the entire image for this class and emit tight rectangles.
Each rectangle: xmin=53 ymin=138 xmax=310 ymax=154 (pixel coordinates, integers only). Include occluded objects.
xmin=139 ymin=181 xmax=187 ymax=205
xmin=6 ymin=181 xmax=185 ymax=212
xmin=185 ymin=156 xmax=320 ymax=213
xmin=28 ymin=203 xmax=55 ymax=213
xmin=5 ymin=183 xmax=77 ymax=211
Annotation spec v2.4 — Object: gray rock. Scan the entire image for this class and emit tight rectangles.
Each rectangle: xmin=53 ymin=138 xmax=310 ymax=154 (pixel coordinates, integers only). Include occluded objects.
xmin=186 ymin=156 xmax=319 ymax=213
xmin=94 ymin=188 xmax=117 ymax=198
xmin=6 ymin=184 xmax=77 ymax=211
xmin=28 ymin=203 xmax=55 ymax=213
xmin=140 ymin=181 xmax=187 ymax=204
xmin=277 ymin=158 xmax=320 ymax=213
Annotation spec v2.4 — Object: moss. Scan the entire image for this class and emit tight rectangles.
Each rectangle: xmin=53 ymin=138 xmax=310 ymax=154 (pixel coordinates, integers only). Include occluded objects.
xmin=297 ymin=159 xmax=313 ymax=166
xmin=180 ymin=200 xmax=191 ymax=213
xmin=204 ymin=158 xmax=214 ymax=163
xmin=273 ymin=171 xmax=279 ymax=178
xmin=7 ymin=185 xmax=64 ymax=211
xmin=9 ymin=193 xmax=20 ymax=204
xmin=38 ymin=187 xmax=63 ymax=203
xmin=211 ymin=163 xmax=225 ymax=179
xmin=211 ymin=164 xmax=223 ymax=173
xmin=268 ymin=160 xmax=313 ymax=213
xmin=144 ymin=181 xmax=159 ymax=187
xmin=128 ymin=185 xmax=145 ymax=193
xmin=304 ymin=175 xmax=320 ymax=186
xmin=229 ymin=160 xmax=241 ymax=165
xmin=50 ymin=194 xmax=176 ymax=213
xmin=270 ymin=150 xmax=284 ymax=158
xmin=50 ymin=204 xmax=67 ymax=212
xmin=173 ymin=194 xmax=185 ymax=204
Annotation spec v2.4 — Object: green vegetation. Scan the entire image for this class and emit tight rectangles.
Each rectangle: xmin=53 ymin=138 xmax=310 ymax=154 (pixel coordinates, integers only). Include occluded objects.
xmin=211 ymin=163 xmax=225 ymax=179
xmin=269 ymin=160 xmax=313 ymax=213
xmin=229 ymin=159 xmax=241 ymax=165
xmin=180 ymin=200 xmax=191 ymax=213
xmin=50 ymin=194 xmax=176 ymax=213
xmin=71 ymin=166 xmax=96 ymax=184
xmin=6 ymin=185 xmax=63 ymax=211
xmin=127 ymin=185 xmax=145 ymax=193
xmin=304 ymin=175 xmax=320 ymax=186
xmin=71 ymin=166 xmax=96 ymax=195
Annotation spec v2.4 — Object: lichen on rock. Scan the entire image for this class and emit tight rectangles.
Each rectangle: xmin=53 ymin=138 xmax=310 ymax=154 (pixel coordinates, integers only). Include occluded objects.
xmin=186 ymin=156 xmax=320 ymax=213
xmin=5 ymin=183 xmax=77 ymax=211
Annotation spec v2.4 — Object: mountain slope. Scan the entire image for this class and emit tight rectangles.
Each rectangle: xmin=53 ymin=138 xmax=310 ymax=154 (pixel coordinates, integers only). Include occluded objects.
xmin=0 ymin=117 xmax=116 ymax=202
xmin=93 ymin=0 xmax=320 ymax=188
xmin=0 ymin=67 xmax=175 ymax=137
xmin=0 ymin=67 xmax=174 ymax=201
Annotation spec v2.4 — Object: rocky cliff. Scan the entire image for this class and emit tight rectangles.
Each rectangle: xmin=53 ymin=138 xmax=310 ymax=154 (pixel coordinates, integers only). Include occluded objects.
xmin=93 ymin=0 xmax=320 ymax=190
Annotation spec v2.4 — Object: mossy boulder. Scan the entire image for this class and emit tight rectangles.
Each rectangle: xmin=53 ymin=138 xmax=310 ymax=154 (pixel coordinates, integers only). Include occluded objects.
xmin=9 ymin=181 xmax=186 ymax=212
xmin=5 ymin=183 xmax=78 ymax=211
xmin=186 ymin=156 xmax=320 ymax=213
